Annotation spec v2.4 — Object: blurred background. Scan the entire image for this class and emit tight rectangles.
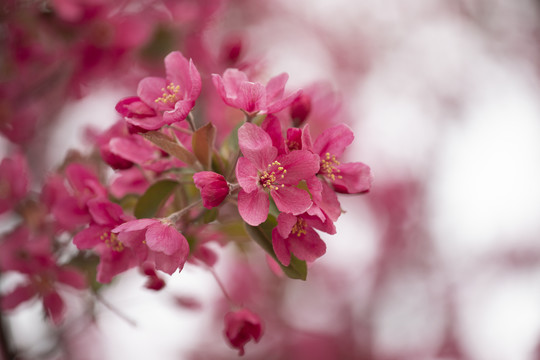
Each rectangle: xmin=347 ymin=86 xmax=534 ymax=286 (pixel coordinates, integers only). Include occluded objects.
xmin=2 ymin=0 xmax=540 ymax=359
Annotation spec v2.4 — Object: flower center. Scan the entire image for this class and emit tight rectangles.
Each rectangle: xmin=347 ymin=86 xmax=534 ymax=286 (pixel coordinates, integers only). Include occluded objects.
xmin=320 ymin=152 xmax=343 ymax=181
xmin=155 ymin=83 xmax=181 ymax=105
xmin=291 ymin=218 xmax=307 ymax=237
xmin=101 ymin=232 xmax=124 ymax=252
xmin=259 ymin=161 xmax=287 ymax=191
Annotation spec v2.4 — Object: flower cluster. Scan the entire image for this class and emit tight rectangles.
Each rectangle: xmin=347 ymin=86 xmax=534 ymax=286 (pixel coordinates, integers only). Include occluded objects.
xmin=0 ymin=49 xmax=371 ymax=356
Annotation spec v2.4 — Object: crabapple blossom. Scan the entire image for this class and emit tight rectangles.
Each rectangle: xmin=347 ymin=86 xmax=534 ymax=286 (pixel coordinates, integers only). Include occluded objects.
xmin=137 ymin=51 xmax=202 ymax=125
xmin=212 ymin=68 xmax=301 ymax=115
xmin=235 ymin=122 xmax=320 ymax=226
xmin=223 ymin=308 xmax=264 ymax=356
xmin=112 ymin=218 xmax=190 ymax=275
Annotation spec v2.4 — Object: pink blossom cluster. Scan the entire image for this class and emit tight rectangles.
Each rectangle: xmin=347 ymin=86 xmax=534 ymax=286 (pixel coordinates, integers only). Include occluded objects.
xmin=0 ymin=43 xmax=371 ymax=355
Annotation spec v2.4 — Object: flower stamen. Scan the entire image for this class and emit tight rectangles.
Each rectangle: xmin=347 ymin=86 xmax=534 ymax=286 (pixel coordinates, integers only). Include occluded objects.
xmin=155 ymin=83 xmax=181 ymax=105
xmin=100 ymin=232 xmax=124 ymax=252
xmin=291 ymin=218 xmax=307 ymax=237
xmin=320 ymin=152 xmax=343 ymax=181
xmin=259 ymin=161 xmax=287 ymax=191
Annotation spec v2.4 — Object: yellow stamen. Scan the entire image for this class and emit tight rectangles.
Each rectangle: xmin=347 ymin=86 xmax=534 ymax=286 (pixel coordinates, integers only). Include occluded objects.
xmin=291 ymin=218 xmax=307 ymax=237
xmin=101 ymin=232 xmax=124 ymax=252
xmin=259 ymin=161 xmax=287 ymax=191
xmin=154 ymin=83 xmax=181 ymax=105
xmin=320 ymin=152 xmax=343 ymax=181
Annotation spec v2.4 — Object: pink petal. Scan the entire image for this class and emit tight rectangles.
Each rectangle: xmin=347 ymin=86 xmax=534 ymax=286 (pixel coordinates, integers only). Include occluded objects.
xmin=333 ymin=162 xmax=373 ymax=194
xmin=56 ymin=268 xmax=87 ymax=290
xmin=238 ymin=189 xmax=269 ymax=226
xmin=164 ymin=51 xmax=190 ymax=90
xmin=261 ymin=115 xmax=286 ymax=155
xmin=73 ymin=225 xmax=110 ymax=250
xmin=145 ymin=223 xmax=188 ymax=256
xmin=277 ymin=150 xmax=320 ymax=185
xmin=163 ymin=99 xmax=194 ymax=124
xmin=238 ymin=122 xmax=277 ymax=170
xmin=276 ymin=212 xmax=297 ymax=238
xmin=87 ymin=198 xmax=124 ymax=225
xmin=288 ymin=226 xmax=326 ymax=263
xmin=43 ymin=291 xmax=64 ymax=325
xmin=238 ymin=81 xmax=265 ymax=113
xmin=265 ymin=89 xmax=301 ymax=114
xmin=313 ymin=124 xmax=354 ymax=158
xmin=265 ymin=73 xmax=288 ymax=102
xmin=109 ymin=137 xmax=156 ymax=165
xmin=137 ymin=77 xmax=169 ymax=111
xmin=271 ymin=186 xmax=312 ymax=215
xmin=112 ymin=218 xmax=158 ymax=233
xmin=1 ymin=283 xmax=35 ymax=310
xmin=125 ymin=114 xmax=167 ymax=131
xmin=272 ymin=228 xmax=291 ymax=266
xmin=236 ymin=157 xmax=259 ymax=194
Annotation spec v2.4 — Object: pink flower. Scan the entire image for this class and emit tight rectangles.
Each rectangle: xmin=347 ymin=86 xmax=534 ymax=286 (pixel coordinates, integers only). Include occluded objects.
xmin=193 ymin=171 xmax=230 ymax=209
xmin=112 ymin=218 xmax=189 ymax=275
xmin=73 ymin=198 xmax=140 ymax=283
xmin=0 ymin=153 xmax=29 ymax=215
xmin=223 ymin=308 xmax=264 ymax=356
xmin=115 ymin=96 xmax=167 ymax=131
xmin=137 ymin=51 xmax=202 ymax=125
xmin=235 ymin=123 xmax=320 ymax=226
xmin=312 ymin=124 xmax=373 ymax=194
xmin=212 ymin=69 xmax=301 ymax=115
xmin=271 ymin=212 xmax=335 ymax=266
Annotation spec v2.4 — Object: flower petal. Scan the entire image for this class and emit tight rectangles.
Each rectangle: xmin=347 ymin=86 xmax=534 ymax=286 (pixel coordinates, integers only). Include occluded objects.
xmin=238 ymin=122 xmax=277 ymax=170
xmin=333 ymin=162 xmax=373 ymax=194
xmin=313 ymin=124 xmax=354 ymax=158
xmin=271 ymin=186 xmax=312 ymax=215
xmin=145 ymin=223 xmax=188 ymax=256
xmin=238 ymin=189 xmax=269 ymax=226
xmin=236 ymin=157 xmax=259 ymax=194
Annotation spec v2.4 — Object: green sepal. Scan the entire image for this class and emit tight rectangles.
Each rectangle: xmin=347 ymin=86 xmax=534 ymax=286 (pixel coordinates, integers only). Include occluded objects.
xmin=134 ymin=179 xmax=179 ymax=219
xmin=243 ymin=215 xmax=307 ymax=281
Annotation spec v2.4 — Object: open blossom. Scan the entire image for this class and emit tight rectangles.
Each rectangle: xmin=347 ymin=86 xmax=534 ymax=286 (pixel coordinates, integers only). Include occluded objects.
xmin=112 ymin=218 xmax=189 ymax=275
xmin=312 ymin=124 xmax=373 ymax=194
xmin=224 ymin=308 xmax=264 ymax=356
xmin=137 ymin=51 xmax=202 ymax=125
xmin=271 ymin=212 xmax=335 ymax=266
xmin=235 ymin=123 xmax=320 ymax=226
xmin=115 ymin=96 xmax=167 ymax=132
xmin=73 ymin=198 xmax=140 ymax=283
xmin=212 ymin=69 xmax=301 ymax=115
xmin=193 ymin=171 xmax=229 ymax=209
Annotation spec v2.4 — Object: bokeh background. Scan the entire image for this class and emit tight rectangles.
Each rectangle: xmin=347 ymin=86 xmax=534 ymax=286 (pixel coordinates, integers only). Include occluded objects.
xmin=2 ymin=0 xmax=540 ymax=359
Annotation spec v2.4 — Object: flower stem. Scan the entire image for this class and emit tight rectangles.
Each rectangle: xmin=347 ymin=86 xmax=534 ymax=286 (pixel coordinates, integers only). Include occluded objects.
xmin=95 ymin=292 xmax=137 ymax=327
xmin=166 ymin=199 xmax=203 ymax=224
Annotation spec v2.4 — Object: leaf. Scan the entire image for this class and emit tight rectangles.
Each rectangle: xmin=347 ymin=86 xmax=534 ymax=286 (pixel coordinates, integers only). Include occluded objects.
xmin=244 ymin=216 xmax=307 ymax=280
xmin=142 ymin=131 xmax=197 ymax=166
xmin=192 ymin=122 xmax=216 ymax=170
xmin=134 ymin=179 xmax=179 ymax=219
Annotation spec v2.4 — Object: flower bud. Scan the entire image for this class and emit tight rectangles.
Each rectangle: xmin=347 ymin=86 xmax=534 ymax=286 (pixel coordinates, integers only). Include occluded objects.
xmin=223 ymin=308 xmax=263 ymax=356
xmin=193 ymin=171 xmax=229 ymax=209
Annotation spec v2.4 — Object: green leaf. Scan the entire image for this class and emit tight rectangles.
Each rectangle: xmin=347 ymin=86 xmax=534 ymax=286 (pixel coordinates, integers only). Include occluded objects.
xmin=142 ymin=131 xmax=197 ymax=166
xmin=192 ymin=122 xmax=216 ymax=170
xmin=202 ymin=207 xmax=219 ymax=224
xmin=244 ymin=216 xmax=307 ymax=281
xmin=134 ymin=179 xmax=179 ymax=219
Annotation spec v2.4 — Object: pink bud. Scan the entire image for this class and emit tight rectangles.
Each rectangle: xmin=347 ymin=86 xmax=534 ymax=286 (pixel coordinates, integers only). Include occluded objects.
xmin=193 ymin=172 xmax=229 ymax=209
xmin=223 ymin=308 xmax=263 ymax=356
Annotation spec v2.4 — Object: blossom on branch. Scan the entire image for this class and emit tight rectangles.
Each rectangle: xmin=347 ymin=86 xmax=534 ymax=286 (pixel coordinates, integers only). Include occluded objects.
xmin=235 ymin=122 xmax=319 ymax=226
xmin=224 ymin=308 xmax=264 ymax=356
xmin=212 ymin=69 xmax=301 ymax=115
